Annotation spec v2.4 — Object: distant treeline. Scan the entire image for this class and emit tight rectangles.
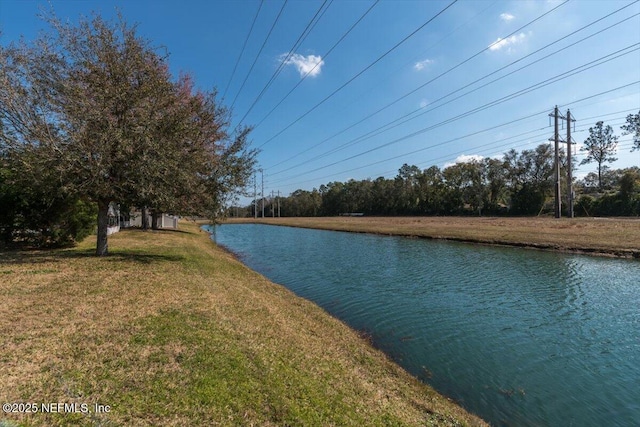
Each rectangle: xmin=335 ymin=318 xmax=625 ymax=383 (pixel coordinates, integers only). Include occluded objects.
xmin=233 ymin=138 xmax=640 ymax=218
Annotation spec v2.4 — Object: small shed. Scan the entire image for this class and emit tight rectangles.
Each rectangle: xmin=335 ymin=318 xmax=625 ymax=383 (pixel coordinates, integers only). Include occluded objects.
xmin=127 ymin=211 xmax=179 ymax=229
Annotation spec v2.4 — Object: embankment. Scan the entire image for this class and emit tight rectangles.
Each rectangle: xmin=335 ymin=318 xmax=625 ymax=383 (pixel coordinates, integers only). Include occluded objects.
xmin=0 ymin=221 xmax=486 ymax=426
xmin=226 ymin=216 xmax=640 ymax=259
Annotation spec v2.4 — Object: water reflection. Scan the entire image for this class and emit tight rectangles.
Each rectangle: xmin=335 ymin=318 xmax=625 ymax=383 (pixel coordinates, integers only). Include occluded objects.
xmin=212 ymin=224 xmax=640 ymax=427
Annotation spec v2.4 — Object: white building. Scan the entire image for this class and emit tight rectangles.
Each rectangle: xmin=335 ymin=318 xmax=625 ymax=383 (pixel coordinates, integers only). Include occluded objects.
xmin=127 ymin=211 xmax=179 ymax=229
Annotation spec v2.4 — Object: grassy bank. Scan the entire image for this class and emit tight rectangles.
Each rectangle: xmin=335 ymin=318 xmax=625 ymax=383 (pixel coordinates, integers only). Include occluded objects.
xmin=0 ymin=221 xmax=486 ymax=426
xmin=227 ymin=216 xmax=640 ymax=258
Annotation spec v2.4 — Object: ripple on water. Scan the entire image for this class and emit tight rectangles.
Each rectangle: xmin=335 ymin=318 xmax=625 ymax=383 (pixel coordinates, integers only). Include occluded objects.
xmin=213 ymin=224 xmax=640 ymax=427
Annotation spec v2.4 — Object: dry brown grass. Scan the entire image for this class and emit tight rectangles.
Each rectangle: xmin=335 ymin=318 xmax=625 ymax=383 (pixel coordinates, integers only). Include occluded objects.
xmin=0 ymin=222 xmax=487 ymax=426
xmin=227 ymin=216 xmax=640 ymax=258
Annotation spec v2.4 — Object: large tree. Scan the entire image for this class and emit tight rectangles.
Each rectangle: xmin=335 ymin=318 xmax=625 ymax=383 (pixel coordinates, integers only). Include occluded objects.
xmin=395 ymin=164 xmax=422 ymax=214
xmin=503 ymin=144 xmax=557 ymax=214
xmin=417 ymin=166 xmax=445 ymax=215
xmin=621 ymin=111 xmax=639 ymax=152
xmin=580 ymin=121 xmax=618 ymax=190
xmin=0 ymin=14 xmax=254 ymax=255
xmin=443 ymin=160 xmax=486 ymax=214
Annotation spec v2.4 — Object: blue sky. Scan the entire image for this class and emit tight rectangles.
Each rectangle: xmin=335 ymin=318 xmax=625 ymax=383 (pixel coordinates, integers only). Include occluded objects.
xmin=2 ymin=0 xmax=639 ymax=200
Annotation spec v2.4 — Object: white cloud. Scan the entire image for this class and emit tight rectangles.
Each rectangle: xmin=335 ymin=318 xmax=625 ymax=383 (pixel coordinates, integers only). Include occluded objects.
xmin=500 ymin=12 xmax=515 ymax=22
xmin=419 ymin=99 xmax=429 ymax=108
xmin=414 ymin=59 xmax=434 ymax=71
xmin=443 ymin=154 xmax=484 ymax=168
xmin=281 ymin=53 xmax=324 ymax=78
xmin=488 ymin=32 xmax=527 ymax=52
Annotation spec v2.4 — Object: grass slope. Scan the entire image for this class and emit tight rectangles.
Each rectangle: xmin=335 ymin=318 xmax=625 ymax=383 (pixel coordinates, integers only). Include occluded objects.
xmin=0 ymin=222 xmax=486 ymax=426
xmin=228 ymin=216 xmax=640 ymax=258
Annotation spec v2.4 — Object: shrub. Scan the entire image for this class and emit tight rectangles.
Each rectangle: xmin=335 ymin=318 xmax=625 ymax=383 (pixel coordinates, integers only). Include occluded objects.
xmin=0 ymin=173 xmax=96 ymax=248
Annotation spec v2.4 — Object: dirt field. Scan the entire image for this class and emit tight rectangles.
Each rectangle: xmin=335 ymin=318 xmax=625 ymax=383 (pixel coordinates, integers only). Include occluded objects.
xmin=226 ymin=216 xmax=640 ymax=259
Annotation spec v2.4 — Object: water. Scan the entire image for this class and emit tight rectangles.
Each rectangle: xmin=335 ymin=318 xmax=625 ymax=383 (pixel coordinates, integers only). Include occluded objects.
xmin=209 ymin=223 xmax=640 ymax=426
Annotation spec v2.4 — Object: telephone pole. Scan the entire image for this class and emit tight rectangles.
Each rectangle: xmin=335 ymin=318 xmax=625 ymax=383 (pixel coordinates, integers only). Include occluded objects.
xmin=549 ymin=106 xmax=563 ymax=218
xmin=566 ymin=109 xmax=575 ymax=218
xmin=253 ymin=171 xmax=257 ymax=219
xmin=271 ymin=190 xmax=275 ymax=218
xmin=260 ymin=169 xmax=264 ymax=218
xmin=277 ymin=190 xmax=280 ymax=217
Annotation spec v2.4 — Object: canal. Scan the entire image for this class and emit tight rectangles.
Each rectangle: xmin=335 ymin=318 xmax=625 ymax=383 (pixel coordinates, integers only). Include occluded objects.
xmin=209 ymin=223 xmax=640 ymax=426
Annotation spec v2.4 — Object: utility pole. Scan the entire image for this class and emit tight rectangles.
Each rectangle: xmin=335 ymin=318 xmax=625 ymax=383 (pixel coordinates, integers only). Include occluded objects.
xmin=253 ymin=171 xmax=257 ymax=219
xmin=271 ymin=190 xmax=275 ymax=218
xmin=277 ymin=190 xmax=280 ymax=217
xmin=549 ymin=106 xmax=562 ymax=218
xmin=260 ymin=169 xmax=264 ymax=218
xmin=566 ymin=109 xmax=575 ymax=218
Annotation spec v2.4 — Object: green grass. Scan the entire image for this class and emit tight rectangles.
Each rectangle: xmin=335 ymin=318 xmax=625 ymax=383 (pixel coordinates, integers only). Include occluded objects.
xmin=0 ymin=222 xmax=486 ymax=426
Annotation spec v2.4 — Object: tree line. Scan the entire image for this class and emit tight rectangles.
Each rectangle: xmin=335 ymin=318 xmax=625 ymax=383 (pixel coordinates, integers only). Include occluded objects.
xmin=1 ymin=13 xmax=255 ymax=254
xmin=235 ymin=114 xmax=639 ymax=218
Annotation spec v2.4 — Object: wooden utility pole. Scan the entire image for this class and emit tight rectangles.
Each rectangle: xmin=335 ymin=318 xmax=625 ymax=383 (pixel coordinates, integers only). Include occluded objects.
xmin=260 ymin=169 xmax=264 ymax=218
xmin=277 ymin=190 xmax=280 ymax=217
xmin=549 ymin=106 xmax=562 ymax=218
xmin=271 ymin=190 xmax=275 ymax=218
xmin=253 ymin=171 xmax=257 ymax=219
xmin=566 ymin=109 xmax=575 ymax=218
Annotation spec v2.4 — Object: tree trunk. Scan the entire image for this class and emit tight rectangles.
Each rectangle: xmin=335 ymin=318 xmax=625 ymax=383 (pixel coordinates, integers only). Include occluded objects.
xmin=151 ymin=211 xmax=160 ymax=230
xmin=96 ymin=199 xmax=110 ymax=256
xmin=598 ymin=163 xmax=602 ymax=190
xmin=141 ymin=206 xmax=149 ymax=230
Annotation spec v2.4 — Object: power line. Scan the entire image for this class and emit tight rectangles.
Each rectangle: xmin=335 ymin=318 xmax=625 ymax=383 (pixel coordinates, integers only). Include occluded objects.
xmin=259 ymin=108 xmax=638 ymax=195
xmin=234 ymin=0 xmax=333 ymax=128
xmin=261 ymin=113 xmax=637 ymax=196
xmin=270 ymin=128 xmax=550 ymax=190
xmin=221 ymin=0 xmax=264 ymax=102
xmin=576 ymin=108 xmax=640 ymax=124
xmin=269 ymin=83 xmax=640 ymax=189
xmin=251 ymin=0 xmax=380 ymax=132
xmin=268 ymin=47 xmax=639 ymax=182
xmin=366 ymin=120 xmax=630 ymax=183
xmin=229 ymin=0 xmax=288 ymax=111
xmin=332 ymin=9 xmax=640 ymax=161
xmin=269 ymin=8 xmax=639 ymax=177
xmin=255 ymin=0 xmax=459 ymax=149
xmin=267 ymin=0 xmax=634 ymax=172
xmin=269 ymin=115 xmax=635 ymax=193
xmin=254 ymin=0 xmax=496 ymax=136
xmin=271 ymin=110 xmax=548 ymax=185
xmin=383 ymin=117 xmax=633 ymax=180
xmin=432 ymin=116 xmax=632 ymax=161
xmin=422 ymin=118 xmax=632 ymax=172
xmin=252 ymin=1 xmax=381 ymax=133
xmin=274 ymin=53 xmax=638 ymax=183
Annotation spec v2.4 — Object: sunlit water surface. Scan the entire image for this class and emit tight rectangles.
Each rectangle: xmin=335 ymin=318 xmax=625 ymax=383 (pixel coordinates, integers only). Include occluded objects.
xmin=210 ymin=224 xmax=640 ymax=426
